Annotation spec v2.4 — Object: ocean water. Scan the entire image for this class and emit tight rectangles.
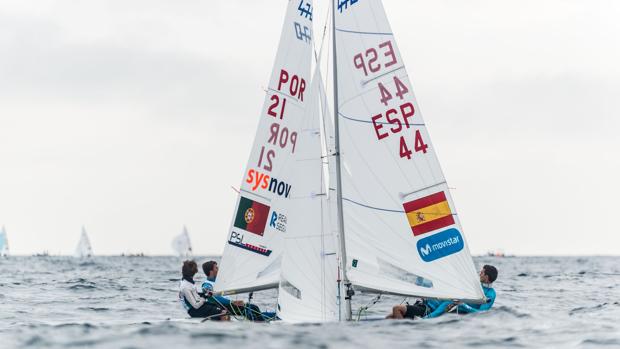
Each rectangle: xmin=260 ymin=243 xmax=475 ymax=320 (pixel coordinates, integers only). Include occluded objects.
xmin=1 ymin=256 xmax=619 ymax=348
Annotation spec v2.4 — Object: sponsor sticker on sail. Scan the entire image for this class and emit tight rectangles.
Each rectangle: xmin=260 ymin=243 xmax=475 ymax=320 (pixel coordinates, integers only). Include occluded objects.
xmin=403 ymin=191 xmax=455 ymax=236
xmin=417 ymin=228 xmax=464 ymax=262
xmin=234 ymin=197 xmax=270 ymax=236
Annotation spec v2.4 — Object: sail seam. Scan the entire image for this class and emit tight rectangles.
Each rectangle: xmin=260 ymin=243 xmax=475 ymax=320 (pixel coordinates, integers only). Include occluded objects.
xmin=342 ymin=197 xmax=460 ymax=216
xmin=361 ymin=66 xmax=405 ymax=86
xmin=339 ymin=111 xmax=424 ymax=126
xmin=336 ymin=28 xmax=393 ymax=36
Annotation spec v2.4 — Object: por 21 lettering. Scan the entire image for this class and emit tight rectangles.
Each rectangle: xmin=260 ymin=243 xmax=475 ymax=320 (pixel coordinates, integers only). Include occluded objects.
xmin=267 ymin=69 xmax=306 ymax=119
xmin=258 ymin=69 xmax=306 ymax=172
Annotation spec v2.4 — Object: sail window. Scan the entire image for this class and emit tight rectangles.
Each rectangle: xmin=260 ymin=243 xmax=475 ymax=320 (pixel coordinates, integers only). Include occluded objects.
xmin=257 ymin=255 xmax=282 ymax=279
xmin=280 ymin=279 xmax=302 ymax=299
xmin=378 ymin=258 xmax=434 ymax=288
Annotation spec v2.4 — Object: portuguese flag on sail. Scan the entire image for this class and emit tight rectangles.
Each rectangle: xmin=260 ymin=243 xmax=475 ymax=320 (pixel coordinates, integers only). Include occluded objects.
xmin=403 ymin=191 xmax=455 ymax=236
xmin=234 ymin=197 xmax=271 ymax=236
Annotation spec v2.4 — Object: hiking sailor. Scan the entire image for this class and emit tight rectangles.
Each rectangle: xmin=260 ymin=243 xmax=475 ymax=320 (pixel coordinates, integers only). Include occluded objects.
xmin=201 ymin=260 xmax=276 ymax=321
xmin=178 ymin=260 xmax=229 ymax=320
xmin=387 ymin=265 xmax=498 ymax=319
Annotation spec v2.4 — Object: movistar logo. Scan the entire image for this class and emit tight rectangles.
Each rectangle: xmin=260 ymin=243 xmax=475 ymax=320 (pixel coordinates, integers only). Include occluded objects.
xmin=416 ymin=228 xmax=464 ymax=262
xmin=419 ymin=244 xmax=432 ymax=256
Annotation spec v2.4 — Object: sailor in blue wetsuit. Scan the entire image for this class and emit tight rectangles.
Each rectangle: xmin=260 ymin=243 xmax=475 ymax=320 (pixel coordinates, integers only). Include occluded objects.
xmin=387 ymin=265 xmax=498 ymax=320
xmin=200 ymin=261 xmax=277 ymax=321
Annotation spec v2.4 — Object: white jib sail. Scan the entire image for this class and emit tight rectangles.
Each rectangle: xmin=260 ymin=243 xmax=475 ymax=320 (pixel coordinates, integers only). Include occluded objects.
xmin=215 ymin=0 xmax=315 ymax=294
xmin=276 ymin=69 xmax=339 ymax=323
xmin=334 ymin=0 xmax=484 ymax=302
xmin=75 ymin=226 xmax=93 ymax=258
xmin=171 ymin=226 xmax=193 ymax=258
xmin=0 ymin=226 xmax=8 ymax=257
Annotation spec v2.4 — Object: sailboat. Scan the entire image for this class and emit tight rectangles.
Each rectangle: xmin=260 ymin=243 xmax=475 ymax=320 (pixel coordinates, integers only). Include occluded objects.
xmin=75 ymin=226 xmax=93 ymax=258
xmin=214 ymin=0 xmax=485 ymax=322
xmin=0 ymin=226 xmax=9 ymax=257
xmin=171 ymin=226 xmax=193 ymax=258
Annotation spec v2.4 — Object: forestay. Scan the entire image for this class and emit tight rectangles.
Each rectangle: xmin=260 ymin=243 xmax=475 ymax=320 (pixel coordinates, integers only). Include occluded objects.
xmin=171 ymin=226 xmax=193 ymax=258
xmin=216 ymin=0 xmax=315 ymax=295
xmin=276 ymin=69 xmax=339 ymax=323
xmin=334 ymin=0 xmax=484 ymax=302
xmin=75 ymin=226 xmax=93 ymax=258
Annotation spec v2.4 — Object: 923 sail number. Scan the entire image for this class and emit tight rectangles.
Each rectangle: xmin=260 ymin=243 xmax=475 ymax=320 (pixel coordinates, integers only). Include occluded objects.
xmin=352 ymin=40 xmax=430 ymax=160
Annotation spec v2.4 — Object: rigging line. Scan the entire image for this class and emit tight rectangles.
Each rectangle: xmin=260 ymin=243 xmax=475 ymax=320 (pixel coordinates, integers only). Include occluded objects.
xmin=313 ymin=1 xmax=331 ymax=64
xmin=335 ymin=51 xmax=428 ymax=206
xmin=339 ymin=111 xmax=425 ymax=126
xmin=339 ymin=114 xmax=409 ymax=209
xmin=285 ymin=233 xmax=337 ymax=239
xmin=330 ymin=20 xmax=436 ymax=207
xmin=342 ymin=197 xmax=403 ymax=213
xmin=239 ymin=189 xmax=271 ymax=202
xmin=361 ymin=66 xmax=405 ymax=86
xmin=335 ymin=28 xmax=393 ymax=36
xmin=341 ymin=180 xmax=468 ymax=289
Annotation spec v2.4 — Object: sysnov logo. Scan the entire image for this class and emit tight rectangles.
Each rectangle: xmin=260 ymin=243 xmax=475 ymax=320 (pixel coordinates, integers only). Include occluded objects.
xmin=246 ymin=169 xmax=292 ymax=198
xmin=416 ymin=228 xmax=464 ymax=262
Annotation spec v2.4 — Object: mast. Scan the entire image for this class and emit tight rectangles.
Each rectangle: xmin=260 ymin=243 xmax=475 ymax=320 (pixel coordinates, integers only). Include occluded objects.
xmin=331 ymin=0 xmax=352 ymax=321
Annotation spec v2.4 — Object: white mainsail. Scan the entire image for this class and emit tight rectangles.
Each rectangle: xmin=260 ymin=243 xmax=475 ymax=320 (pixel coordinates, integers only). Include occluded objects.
xmin=75 ymin=226 xmax=93 ymax=258
xmin=333 ymin=0 xmax=484 ymax=303
xmin=0 ymin=226 xmax=8 ymax=257
xmin=276 ymin=69 xmax=339 ymax=323
xmin=215 ymin=0 xmax=315 ymax=294
xmin=171 ymin=226 xmax=193 ymax=258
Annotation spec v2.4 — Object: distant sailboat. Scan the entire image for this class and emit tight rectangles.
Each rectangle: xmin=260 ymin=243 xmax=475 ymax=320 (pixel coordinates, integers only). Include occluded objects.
xmin=171 ymin=226 xmax=193 ymax=258
xmin=0 ymin=226 xmax=9 ymax=257
xmin=75 ymin=226 xmax=93 ymax=258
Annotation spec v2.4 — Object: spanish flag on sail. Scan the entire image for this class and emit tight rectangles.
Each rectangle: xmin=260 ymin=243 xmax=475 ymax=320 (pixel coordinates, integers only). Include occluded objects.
xmin=403 ymin=191 xmax=455 ymax=236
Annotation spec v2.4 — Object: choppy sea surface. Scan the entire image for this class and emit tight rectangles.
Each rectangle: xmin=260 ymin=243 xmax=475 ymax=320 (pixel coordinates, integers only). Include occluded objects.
xmin=1 ymin=256 xmax=619 ymax=348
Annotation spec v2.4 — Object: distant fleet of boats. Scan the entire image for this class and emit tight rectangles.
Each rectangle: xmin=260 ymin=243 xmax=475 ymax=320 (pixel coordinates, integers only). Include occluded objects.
xmin=0 ymin=224 xmax=510 ymax=259
xmin=0 ymin=225 xmax=194 ymax=258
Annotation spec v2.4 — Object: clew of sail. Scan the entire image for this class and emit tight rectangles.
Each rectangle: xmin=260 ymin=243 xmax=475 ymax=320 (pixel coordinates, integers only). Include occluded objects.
xmin=215 ymin=0 xmax=315 ymax=295
xmin=75 ymin=226 xmax=93 ymax=258
xmin=0 ymin=226 xmax=8 ymax=257
xmin=171 ymin=226 xmax=193 ymax=258
xmin=276 ymin=69 xmax=339 ymax=323
xmin=334 ymin=0 xmax=484 ymax=302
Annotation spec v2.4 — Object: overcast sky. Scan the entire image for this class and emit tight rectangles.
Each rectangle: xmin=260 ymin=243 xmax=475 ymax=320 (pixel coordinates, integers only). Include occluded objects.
xmin=1 ymin=0 xmax=618 ymax=256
